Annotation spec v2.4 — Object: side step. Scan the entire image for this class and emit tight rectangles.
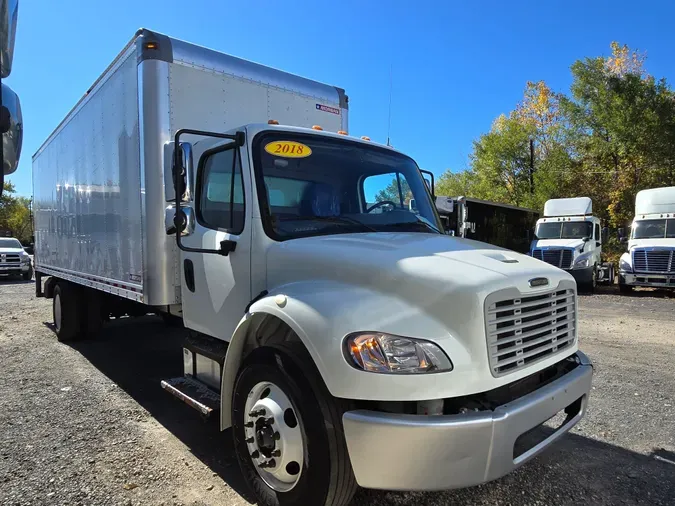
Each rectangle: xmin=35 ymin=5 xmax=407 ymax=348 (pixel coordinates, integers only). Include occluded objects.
xmin=161 ymin=376 xmax=221 ymax=417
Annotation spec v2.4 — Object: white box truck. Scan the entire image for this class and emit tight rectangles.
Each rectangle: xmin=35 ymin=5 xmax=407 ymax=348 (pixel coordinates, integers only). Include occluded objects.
xmin=530 ymin=197 xmax=613 ymax=292
xmin=618 ymin=186 xmax=675 ymax=292
xmin=32 ymin=29 xmax=593 ymax=506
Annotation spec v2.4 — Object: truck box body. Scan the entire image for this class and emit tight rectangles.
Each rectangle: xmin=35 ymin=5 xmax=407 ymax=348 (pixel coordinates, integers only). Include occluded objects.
xmin=435 ymin=196 xmax=538 ymax=254
xmin=32 ymin=29 xmax=348 ymax=305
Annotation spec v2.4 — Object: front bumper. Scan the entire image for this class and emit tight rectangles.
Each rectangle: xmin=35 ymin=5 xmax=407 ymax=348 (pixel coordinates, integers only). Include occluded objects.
xmin=0 ymin=263 xmax=30 ymax=274
xmin=568 ymin=265 xmax=593 ymax=284
xmin=342 ymin=351 xmax=593 ymax=491
xmin=620 ymin=272 xmax=675 ymax=288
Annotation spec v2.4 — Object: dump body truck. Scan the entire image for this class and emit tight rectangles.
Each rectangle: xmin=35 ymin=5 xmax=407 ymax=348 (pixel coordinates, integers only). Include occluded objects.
xmin=435 ymin=196 xmax=538 ymax=254
xmin=530 ymin=197 xmax=613 ymax=292
xmin=619 ymin=186 xmax=675 ymax=291
xmin=32 ymin=29 xmax=593 ymax=506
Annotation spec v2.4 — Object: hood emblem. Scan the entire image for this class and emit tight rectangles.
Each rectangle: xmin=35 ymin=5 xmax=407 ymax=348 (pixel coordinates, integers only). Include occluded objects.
xmin=529 ymin=277 xmax=549 ymax=288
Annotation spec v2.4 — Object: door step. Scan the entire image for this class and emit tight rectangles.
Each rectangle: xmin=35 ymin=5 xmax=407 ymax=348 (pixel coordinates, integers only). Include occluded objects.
xmin=161 ymin=376 xmax=221 ymax=417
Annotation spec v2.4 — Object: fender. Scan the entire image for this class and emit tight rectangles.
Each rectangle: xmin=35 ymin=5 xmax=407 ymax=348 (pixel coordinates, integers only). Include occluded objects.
xmin=219 ymin=280 xmax=457 ymax=430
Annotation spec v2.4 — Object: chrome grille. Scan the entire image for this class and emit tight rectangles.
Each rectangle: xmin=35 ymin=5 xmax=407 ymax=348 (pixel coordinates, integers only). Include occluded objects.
xmin=0 ymin=254 xmax=20 ymax=264
xmin=485 ymin=287 xmax=576 ymax=377
xmin=632 ymin=249 xmax=674 ymax=273
xmin=532 ymin=249 xmax=573 ymax=269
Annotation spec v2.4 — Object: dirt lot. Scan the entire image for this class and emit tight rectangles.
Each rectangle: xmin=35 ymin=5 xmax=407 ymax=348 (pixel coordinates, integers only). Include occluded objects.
xmin=0 ymin=280 xmax=674 ymax=506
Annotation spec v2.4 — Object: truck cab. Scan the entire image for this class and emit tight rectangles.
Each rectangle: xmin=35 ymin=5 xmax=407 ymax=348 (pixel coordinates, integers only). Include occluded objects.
xmin=619 ymin=186 xmax=675 ymax=292
xmin=530 ymin=197 xmax=610 ymax=292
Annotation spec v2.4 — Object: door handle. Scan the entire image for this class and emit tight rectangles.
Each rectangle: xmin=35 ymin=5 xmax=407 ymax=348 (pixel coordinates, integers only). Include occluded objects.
xmin=219 ymin=240 xmax=237 ymax=256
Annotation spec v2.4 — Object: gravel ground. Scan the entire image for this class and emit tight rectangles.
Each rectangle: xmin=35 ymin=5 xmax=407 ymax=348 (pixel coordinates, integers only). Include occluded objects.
xmin=0 ymin=280 xmax=674 ymax=505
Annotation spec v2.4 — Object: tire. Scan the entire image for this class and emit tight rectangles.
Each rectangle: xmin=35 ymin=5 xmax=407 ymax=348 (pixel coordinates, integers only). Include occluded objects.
xmin=52 ymin=282 xmax=85 ymax=342
xmin=232 ymin=345 xmax=357 ymax=506
xmin=22 ymin=266 xmax=33 ymax=281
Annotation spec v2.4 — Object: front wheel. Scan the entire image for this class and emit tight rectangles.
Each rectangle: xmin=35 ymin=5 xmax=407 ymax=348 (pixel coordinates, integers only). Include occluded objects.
xmin=232 ymin=347 xmax=357 ymax=506
xmin=22 ymin=266 xmax=33 ymax=281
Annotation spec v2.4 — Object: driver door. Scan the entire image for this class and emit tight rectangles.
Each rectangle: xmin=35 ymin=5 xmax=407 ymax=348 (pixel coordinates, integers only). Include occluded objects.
xmin=179 ymin=136 xmax=252 ymax=341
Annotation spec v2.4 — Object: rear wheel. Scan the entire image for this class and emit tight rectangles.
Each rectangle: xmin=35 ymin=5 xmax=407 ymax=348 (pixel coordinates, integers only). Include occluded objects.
xmin=52 ymin=282 xmax=84 ymax=342
xmin=232 ymin=346 xmax=357 ymax=506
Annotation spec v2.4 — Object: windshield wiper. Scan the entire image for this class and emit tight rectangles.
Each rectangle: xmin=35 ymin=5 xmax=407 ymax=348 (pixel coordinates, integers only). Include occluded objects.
xmin=282 ymin=215 xmax=377 ymax=232
xmin=385 ymin=220 xmax=440 ymax=234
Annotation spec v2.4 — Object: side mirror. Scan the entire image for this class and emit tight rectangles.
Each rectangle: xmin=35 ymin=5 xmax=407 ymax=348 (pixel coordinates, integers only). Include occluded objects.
xmin=582 ymin=236 xmax=590 ymax=242
xmin=165 ymin=205 xmax=194 ymax=236
xmin=164 ymin=141 xmax=193 ymax=202
xmin=620 ymin=236 xmax=628 ymax=244
xmin=617 ymin=227 xmax=625 ymax=239
xmin=1 ymin=82 xmax=22 ymax=175
xmin=0 ymin=0 xmax=18 ymax=79
xmin=420 ymin=169 xmax=435 ymax=197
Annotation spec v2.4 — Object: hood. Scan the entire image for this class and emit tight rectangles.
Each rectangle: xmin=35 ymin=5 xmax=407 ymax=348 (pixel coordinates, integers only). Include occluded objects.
xmin=627 ymin=238 xmax=675 ymax=251
xmin=531 ymin=238 xmax=585 ymax=250
xmin=267 ymin=232 xmax=574 ymax=298
xmin=0 ymin=247 xmax=24 ymax=254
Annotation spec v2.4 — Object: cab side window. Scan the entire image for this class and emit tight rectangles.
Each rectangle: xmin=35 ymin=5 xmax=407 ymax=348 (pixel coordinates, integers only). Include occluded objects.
xmin=594 ymin=223 xmax=600 ymax=241
xmin=198 ymin=147 xmax=245 ymax=233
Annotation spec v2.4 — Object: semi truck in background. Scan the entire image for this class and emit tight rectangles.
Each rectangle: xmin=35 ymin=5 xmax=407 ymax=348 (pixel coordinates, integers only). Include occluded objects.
xmin=32 ymin=29 xmax=593 ymax=506
xmin=530 ymin=198 xmax=613 ymax=293
xmin=435 ymin=196 xmax=538 ymax=254
xmin=618 ymin=186 xmax=675 ymax=292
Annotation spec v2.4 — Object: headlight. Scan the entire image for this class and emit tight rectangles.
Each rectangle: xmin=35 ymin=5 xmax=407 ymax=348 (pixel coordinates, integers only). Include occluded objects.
xmin=573 ymin=254 xmax=591 ymax=269
xmin=344 ymin=332 xmax=453 ymax=374
xmin=619 ymin=258 xmax=632 ymax=273
xmin=20 ymin=255 xmax=30 ymax=264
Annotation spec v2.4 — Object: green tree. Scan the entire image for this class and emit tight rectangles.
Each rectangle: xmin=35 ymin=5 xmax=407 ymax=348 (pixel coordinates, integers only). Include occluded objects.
xmin=375 ymin=177 xmax=412 ymax=205
xmin=561 ymin=42 xmax=675 ymax=226
xmin=0 ymin=181 xmax=33 ymax=243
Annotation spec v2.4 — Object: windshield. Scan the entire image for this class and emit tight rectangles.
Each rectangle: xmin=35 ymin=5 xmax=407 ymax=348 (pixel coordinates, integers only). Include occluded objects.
xmin=632 ymin=219 xmax=675 ymax=239
xmin=536 ymin=221 xmax=592 ymax=240
xmin=252 ymin=133 xmax=442 ymax=240
xmin=0 ymin=238 xmax=22 ymax=248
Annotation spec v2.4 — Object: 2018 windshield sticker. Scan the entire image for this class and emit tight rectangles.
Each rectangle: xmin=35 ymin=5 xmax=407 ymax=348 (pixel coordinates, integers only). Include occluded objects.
xmin=264 ymin=141 xmax=312 ymax=158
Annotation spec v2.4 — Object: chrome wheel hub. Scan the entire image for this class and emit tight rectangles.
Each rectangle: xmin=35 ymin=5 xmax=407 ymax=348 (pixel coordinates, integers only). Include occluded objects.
xmin=244 ymin=381 xmax=304 ymax=492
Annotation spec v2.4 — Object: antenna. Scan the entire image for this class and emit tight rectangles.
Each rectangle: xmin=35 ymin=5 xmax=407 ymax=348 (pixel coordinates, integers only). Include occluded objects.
xmin=386 ymin=64 xmax=393 ymax=147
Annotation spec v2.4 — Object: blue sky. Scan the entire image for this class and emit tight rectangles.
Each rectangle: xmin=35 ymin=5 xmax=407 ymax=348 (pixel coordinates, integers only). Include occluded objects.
xmin=6 ymin=0 xmax=675 ymax=197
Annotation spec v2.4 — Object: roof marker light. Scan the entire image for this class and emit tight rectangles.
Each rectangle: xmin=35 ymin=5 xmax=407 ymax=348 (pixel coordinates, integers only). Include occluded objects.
xmin=361 ymin=136 xmax=371 ymax=141
xmin=312 ymin=125 xmax=323 ymax=131
xmin=268 ymin=119 xmax=279 ymax=125
xmin=337 ymin=130 xmax=348 ymax=135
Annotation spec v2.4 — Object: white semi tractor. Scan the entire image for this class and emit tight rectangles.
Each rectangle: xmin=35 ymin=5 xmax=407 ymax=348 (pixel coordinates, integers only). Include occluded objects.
xmin=32 ymin=29 xmax=593 ymax=506
xmin=530 ymin=197 xmax=613 ymax=292
xmin=619 ymin=186 xmax=675 ymax=292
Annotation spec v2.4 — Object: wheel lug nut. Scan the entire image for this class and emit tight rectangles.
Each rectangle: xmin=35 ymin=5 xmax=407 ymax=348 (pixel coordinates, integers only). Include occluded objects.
xmin=259 ymin=459 xmax=276 ymax=469
xmin=245 ymin=437 xmax=254 ymax=444
xmin=265 ymin=417 xmax=274 ymax=425
xmin=249 ymin=409 xmax=266 ymax=417
xmin=272 ymin=431 xmax=280 ymax=441
xmin=271 ymin=450 xmax=281 ymax=457
xmin=244 ymin=421 xmax=254 ymax=428
xmin=251 ymin=450 xmax=259 ymax=459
